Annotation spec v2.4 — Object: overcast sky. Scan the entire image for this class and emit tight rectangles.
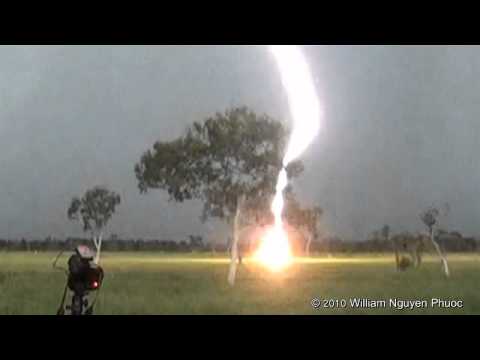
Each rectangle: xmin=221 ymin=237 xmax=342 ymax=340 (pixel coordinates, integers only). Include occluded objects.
xmin=1 ymin=45 xmax=480 ymax=241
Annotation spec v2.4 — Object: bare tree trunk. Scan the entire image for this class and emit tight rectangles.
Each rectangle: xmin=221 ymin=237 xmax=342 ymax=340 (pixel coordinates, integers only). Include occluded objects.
xmin=410 ymin=249 xmax=418 ymax=267
xmin=93 ymin=231 xmax=103 ymax=264
xmin=305 ymin=232 xmax=312 ymax=257
xmin=414 ymin=239 xmax=423 ymax=268
xmin=430 ymin=227 xmax=449 ymax=277
xmin=228 ymin=195 xmax=244 ymax=286
xmin=418 ymin=235 xmax=426 ymax=267
xmin=227 ymin=225 xmax=238 ymax=286
xmin=91 ymin=232 xmax=98 ymax=254
xmin=393 ymin=239 xmax=400 ymax=271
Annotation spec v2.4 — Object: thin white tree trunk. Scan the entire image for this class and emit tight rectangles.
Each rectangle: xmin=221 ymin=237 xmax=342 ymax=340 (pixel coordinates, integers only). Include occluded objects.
xmin=393 ymin=239 xmax=400 ymax=271
xmin=228 ymin=195 xmax=244 ymax=286
xmin=410 ymin=249 xmax=418 ymax=267
xmin=227 ymin=222 xmax=238 ymax=286
xmin=92 ymin=231 xmax=103 ymax=264
xmin=91 ymin=233 xmax=99 ymax=254
xmin=305 ymin=232 xmax=312 ymax=256
xmin=430 ymin=227 xmax=449 ymax=277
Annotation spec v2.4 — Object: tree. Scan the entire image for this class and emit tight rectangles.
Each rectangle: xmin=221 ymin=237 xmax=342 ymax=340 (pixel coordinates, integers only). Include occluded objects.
xmin=283 ymin=193 xmax=323 ymax=256
xmin=67 ymin=186 xmax=121 ymax=264
xmin=304 ymin=206 xmax=323 ymax=255
xmin=420 ymin=206 xmax=449 ymax=277
xmin=220 ymin=189 xmax=322 ymax=257
xmin=370 ymin=230 xmax=380 ymax=241
xmin=135 ymin=106 xmax=304 ymax=284
xmin=381 ymin=225 xmax=390 ymax=242
xmin=188 ymin=235 xmax=204 ymax=250
xmin=135 ymin=106 xmax=303 ymax=221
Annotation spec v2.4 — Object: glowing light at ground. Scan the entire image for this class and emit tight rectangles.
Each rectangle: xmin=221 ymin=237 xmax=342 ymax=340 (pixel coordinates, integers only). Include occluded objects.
xmin=253 ymin=225 xmax=291 ymax=272
xmin=253 ymin=45 xmax=322 ymax=272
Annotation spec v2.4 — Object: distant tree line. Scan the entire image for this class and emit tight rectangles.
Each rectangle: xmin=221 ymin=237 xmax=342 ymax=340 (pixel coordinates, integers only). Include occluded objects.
xmin=0 ymin=236 xmax=212 ymax=253
xmin=0 ymin=232 xmax=478 ymax=253
xmin=304 ymin=235 xmax=477 ymax=254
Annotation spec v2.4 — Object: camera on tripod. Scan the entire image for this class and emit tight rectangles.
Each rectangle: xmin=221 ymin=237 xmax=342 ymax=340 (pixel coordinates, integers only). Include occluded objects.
xmin=56 ymin=245 xmax=104 ymax=315
xmin=68 ymin=245 xmax=103 ymax=293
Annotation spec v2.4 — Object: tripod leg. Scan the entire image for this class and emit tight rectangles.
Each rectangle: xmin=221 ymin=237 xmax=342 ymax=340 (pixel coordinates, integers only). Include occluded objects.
xmin=56 ymin=284 xmax=68 ymax=315
xmin=71 ymin=294 xmax=84 ymax=315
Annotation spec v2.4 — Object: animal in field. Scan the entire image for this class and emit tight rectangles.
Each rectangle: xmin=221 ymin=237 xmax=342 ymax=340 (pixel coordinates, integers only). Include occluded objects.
xmin=391 ymin=232 xmax=427 ymax=271
xmin=397 ymin=255 xmax=413 ymax=271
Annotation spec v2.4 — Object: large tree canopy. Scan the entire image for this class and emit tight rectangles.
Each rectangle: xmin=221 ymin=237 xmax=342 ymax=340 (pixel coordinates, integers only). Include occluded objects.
xmin=135 ymin=106 xmax=304 ymax=223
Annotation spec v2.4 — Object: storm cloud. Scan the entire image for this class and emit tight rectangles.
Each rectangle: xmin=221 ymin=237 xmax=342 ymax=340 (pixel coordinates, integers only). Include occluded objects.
xmin=1 ymin=45 xmax=479 ymax=241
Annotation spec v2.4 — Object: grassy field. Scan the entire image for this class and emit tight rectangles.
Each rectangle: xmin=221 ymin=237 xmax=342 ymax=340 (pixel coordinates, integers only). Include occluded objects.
xmin=0 ymin=251 xmax=479 ymax=315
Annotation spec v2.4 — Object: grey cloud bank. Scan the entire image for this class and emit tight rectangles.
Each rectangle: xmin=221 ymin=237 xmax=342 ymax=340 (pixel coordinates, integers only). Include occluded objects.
xmin=1 ymin=45 xmax=479 ymax=241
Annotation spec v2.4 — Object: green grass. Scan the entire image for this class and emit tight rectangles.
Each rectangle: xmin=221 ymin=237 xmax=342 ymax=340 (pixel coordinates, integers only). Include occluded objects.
xmin=0 ymin=252 xmax=479 ymax=315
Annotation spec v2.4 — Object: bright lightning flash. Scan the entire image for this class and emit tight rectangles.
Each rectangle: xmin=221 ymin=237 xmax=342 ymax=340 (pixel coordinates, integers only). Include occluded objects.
xmin=253 ymin=45 xmax=322 ymax=272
